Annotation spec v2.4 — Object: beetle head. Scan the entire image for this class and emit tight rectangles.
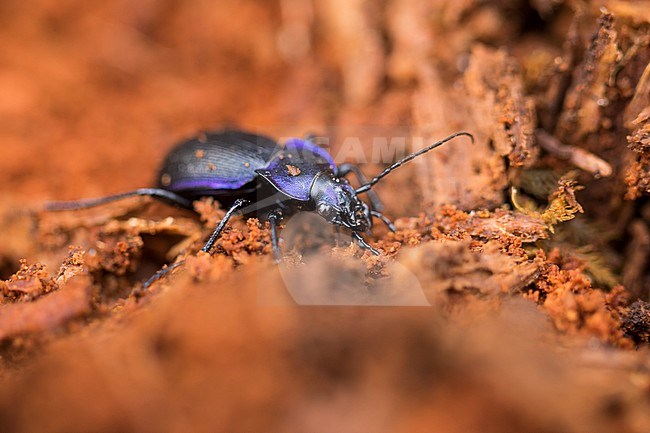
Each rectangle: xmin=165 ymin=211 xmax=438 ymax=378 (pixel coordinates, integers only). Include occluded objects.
xmin=311 ymin=173 xmax=372 ymax=232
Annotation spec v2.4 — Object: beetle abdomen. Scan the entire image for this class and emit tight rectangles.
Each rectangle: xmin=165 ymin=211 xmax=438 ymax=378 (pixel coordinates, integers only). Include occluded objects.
xmin=158 ymin=130 xmax=279 ymax=193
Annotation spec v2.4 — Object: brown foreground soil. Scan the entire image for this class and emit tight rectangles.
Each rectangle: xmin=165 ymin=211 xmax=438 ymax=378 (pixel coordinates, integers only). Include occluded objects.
xmin=1 ymin=1 xmax=650 ymax=432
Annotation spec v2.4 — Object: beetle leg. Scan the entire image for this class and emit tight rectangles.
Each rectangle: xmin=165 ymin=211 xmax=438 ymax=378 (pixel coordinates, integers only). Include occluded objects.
xmin=267 ymin=212 xmax=282 ymax=262
xmin=352 ymin=231 xmax=380 ymax=256
xmin=143 ymin=260 xmax=185 ymax=289
xmin=45 ymin=188 xmax=194 ymax=211
xmin=337 ymin=163 xmax=384 ymax=211
xmin=370 ymin=210 xmax=396 ymax=232
xmin=334 ymin=225 xmax=342 ymax=247
xmin=144 ymin=198 xmax=250 ymax=288
xmin=201 ymin=198 xmax=250 ymax=254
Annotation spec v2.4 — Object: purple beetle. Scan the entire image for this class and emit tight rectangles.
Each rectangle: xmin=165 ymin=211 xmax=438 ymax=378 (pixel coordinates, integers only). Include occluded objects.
xmin=47 ymin=129 xmax=472 ymax=286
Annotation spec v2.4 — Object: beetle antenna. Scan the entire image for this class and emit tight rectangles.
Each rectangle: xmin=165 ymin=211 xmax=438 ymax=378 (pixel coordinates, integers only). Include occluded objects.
xmin=355 ymin=131 xmax=474 ymax=194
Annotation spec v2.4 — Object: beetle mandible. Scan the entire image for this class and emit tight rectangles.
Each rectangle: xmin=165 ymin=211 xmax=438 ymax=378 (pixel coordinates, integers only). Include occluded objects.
xmin=47 ymin=129 xmax=473 ymax=286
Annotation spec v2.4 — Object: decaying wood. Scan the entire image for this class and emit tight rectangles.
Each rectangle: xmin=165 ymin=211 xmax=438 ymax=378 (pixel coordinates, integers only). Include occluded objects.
xmin=464 ymin=45 xmax=538 ymax=167
xmin=556 ymin=12 xmax=620 ymax=143
xmin=0 ymin=275 xmax=91 ymax=341
xmin=398 ymin=240 xmax=543 ymax=301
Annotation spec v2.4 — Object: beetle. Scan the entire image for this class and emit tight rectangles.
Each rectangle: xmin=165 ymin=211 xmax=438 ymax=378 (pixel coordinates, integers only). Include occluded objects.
xmin=47 ymin=129 xmax=473 ymax=286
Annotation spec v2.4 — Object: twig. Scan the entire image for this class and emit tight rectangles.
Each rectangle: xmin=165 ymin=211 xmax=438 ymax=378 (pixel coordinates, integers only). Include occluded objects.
xmin=536 ymin=129 xmax=613 ymax=178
